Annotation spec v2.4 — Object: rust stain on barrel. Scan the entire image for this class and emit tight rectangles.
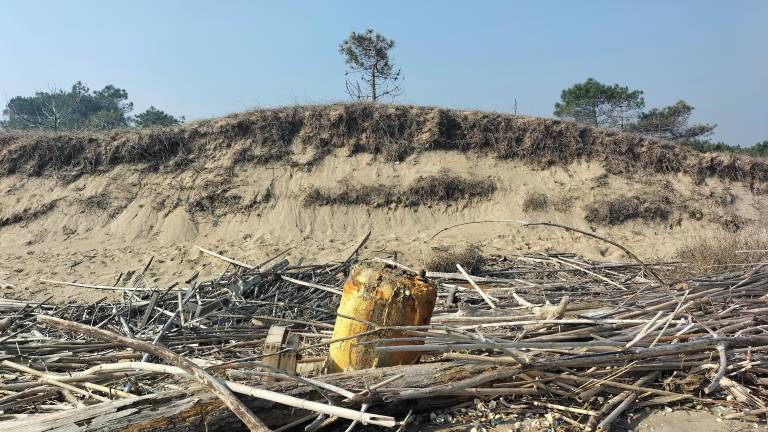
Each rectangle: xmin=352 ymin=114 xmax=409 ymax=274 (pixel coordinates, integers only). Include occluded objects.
xmin=326 ymin=264 xmax=437 ymax=372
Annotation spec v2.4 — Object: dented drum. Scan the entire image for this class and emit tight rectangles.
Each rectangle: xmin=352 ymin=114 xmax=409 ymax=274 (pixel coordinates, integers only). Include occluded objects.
xmin=326 ymin=264 xmax=438 ymax=372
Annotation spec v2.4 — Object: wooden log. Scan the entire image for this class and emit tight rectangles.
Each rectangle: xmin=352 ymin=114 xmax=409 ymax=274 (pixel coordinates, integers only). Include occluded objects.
xmin=36 ymin=315 xmax=271 ymax=432
xmin=1 ymin=362 xmax=497 ymax=432
xmin=326 ymin=263 xmax=437 ymax=372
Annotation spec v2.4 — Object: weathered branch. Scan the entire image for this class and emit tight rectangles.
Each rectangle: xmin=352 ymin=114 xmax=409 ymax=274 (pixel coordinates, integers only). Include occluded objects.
xmin=36 ymin=315 xmax=272 ymax=432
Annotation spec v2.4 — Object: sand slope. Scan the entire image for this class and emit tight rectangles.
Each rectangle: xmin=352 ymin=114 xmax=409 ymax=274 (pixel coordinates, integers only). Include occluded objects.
xmin=1 ymin=149 xmax=763 ymax=302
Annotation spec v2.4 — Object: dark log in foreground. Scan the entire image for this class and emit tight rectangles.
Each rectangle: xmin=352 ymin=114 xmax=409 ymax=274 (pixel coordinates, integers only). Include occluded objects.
xmin=3 ymin=361 xmax=494 ymax=432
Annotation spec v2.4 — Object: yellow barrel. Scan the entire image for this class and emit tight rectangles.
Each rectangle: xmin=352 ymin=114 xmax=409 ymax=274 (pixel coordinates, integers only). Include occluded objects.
xmin=326 ymin=264 xmax=438 ymax=372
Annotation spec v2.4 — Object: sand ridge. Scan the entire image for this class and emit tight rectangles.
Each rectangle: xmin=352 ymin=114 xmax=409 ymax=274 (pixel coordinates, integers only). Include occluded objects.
xmin=1 ymin=150 xmax=763 ymax=302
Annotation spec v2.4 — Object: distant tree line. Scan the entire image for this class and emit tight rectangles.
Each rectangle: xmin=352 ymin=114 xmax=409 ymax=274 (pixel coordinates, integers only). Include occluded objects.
xmin=1 ymin=81 xmax=184 ymax=132
xmin=685 ymin=139 xmax=768 ymax=157
xmin=553 ymin=77 xmax=765 ymax=156
xmin=4 ymin=34 xmax=762 ymax=158
xmin=335 ymin=29 xmax=765 ymax=157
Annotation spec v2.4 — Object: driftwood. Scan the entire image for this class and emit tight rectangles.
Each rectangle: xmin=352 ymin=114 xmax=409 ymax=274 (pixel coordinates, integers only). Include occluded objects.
xmin=36 ymin=315 xmax=271 ymax=432
xmin=2 ymin=231 xmax=767 ymax=431
xmin=2 ymin=362 xmax=491 ymax=432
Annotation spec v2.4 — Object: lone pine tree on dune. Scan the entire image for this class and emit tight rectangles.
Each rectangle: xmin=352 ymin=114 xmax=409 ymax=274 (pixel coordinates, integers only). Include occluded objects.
xmin=339 ymin=29 xmax=402 ymax=102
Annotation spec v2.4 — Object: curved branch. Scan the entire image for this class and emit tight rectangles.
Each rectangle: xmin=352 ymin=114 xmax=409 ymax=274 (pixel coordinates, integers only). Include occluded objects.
xmin=37 ymin=315 xmax=272 ymax=432
xmin=523 ymin=221 xmax=668 ymax=287
xmin=31 ymin=361 xmax=396 ymax=426
xmin=705 ymin=343 xmax=728 ymax=394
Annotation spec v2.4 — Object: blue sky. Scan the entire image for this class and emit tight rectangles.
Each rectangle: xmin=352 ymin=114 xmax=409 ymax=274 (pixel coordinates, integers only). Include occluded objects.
xmin=1 ymin=1 xmax=766 ymax=145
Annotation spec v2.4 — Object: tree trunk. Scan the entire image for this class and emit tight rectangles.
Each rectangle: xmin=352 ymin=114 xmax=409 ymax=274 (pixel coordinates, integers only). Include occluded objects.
xmin=371 ymin=60 xmax=377 ymax=102
xmin=3 ymin=362 xmax=496 ymax=432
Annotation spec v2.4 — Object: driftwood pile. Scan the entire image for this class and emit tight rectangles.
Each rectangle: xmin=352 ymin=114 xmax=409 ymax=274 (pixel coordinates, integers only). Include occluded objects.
xmin=1 ymin=233 xmax=766 ymax=431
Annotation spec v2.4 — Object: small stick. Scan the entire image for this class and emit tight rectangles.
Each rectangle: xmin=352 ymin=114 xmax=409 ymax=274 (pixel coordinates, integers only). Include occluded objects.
xmin=273 ymin=414 xmax=316 ymax=432
xmin=597 ymin=392 xmax=638 ymax=431
xmin=650 ymin=290 xmax=690 ymax=348
xmin=281 ymin=275 xmax=343 ymax=296
xmin=523 ymin=221 xmax=668 ymax=287
xmin=44 ymin=361 xmax=396 ymax=426
xmin=0 ymin=386 xmax=58 ymax=406
xmin=511 ymin=292 xmax=535 ymax=308
xmin=456 ymin=264 xmax=496 ymax=309
xmin=342 ymin=403 xmax=368 ymax=432
xmin=553 ymin=256 xmax=627 ymax=291
xmin=395 ymin=410 xmax=414 ymax=432
xmin=255 ymin=246 xmax=293 ymax=269
xmin=625 ymin=311 xmax=664 ymax=348
xmin=705 ymin=343 xmax=728 ymax=394
xmin=556 ymin=413 xmax=591 ymax=431
xmin=723 ymin=406 xmax=768 ymax=420
xmin=177 ymin=291 xmax=185 ymax=327
xmin=531 ymin=401 xmax=596 ymax=416
xmin=372 ymin=257 xmax=416 ymax=273
xmin=1 ymin=360 xmax=109 ymax=402
xmin=444 ymin=352 xmax=521 ymax=365
xmin=591 ymin=371 xmax=659 ymax=430
xmin=347 ymin=373 xmax=405 ymax=402
xmin=197 ymin=246 xmax=256 ymax=269
xmin=38 ymin=279 xmax=181 ymax=292
xmin=81 ymin=381 xmax=135 ymax=398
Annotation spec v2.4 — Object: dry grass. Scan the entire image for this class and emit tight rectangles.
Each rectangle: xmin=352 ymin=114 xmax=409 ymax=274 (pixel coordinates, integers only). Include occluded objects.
xmin=708 ymin=188 xmax=736 ymax=207
xmin=425 ymin=244 xmax=485 ymax=274
xmin=711 ymin=213 xmax=751 ymax=233
xmin=77 ymin=192 xmax=127 ymax=219
xmin=0 ymin=200 xmax=58 ymax=227
xmin=592 ymin=173 xmax=610 ymax=188
xmin=584 ymin=194 xmax=673 ymax=225
xmin=402 ymin=171 xmax=497 ymax=207
xmin=553 ymin=195 xmax=576 ymax=212
xmin=303 ymin=181 xmax=394 ymax=207
xmin=2 ymin=103 xmax=767 ymax=189
xmin=522 ymin=191 xmax=549 ymax=213
xmin=676 ymin=226 xmax=768 ymax=273
xmin=303 ymin=171 xmax=496 ymax=208
xmin=688 ymin=208 xmax=704 ymax=221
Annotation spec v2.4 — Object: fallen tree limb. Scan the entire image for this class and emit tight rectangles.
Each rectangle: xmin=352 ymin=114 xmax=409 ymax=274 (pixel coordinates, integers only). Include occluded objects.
xmin=30 ymin=361 xmax=395 ymax=426
xmin=38 ymin=279 xmax=182 ymax=292
xmin=36 ymin=315 xmax=272 ymax=432
xmin=2 ymin=361 xmax=496 ymax=431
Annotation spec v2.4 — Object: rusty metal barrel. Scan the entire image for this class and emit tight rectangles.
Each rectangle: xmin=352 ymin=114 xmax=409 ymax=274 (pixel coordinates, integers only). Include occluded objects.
xmin=326 ymin=264 xmax=438 ymax=372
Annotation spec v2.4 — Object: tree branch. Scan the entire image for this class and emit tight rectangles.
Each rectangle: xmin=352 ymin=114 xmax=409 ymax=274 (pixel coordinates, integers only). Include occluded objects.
xmin=36 ymin=314 xmax=272 ymax=432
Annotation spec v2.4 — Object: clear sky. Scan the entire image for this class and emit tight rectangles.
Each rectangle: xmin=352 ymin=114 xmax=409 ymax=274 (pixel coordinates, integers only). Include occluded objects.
xmin=1 ymin=1 xmax=766 ymax=145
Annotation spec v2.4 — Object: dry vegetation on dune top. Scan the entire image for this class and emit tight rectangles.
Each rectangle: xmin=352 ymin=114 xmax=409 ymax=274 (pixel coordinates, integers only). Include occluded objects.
xmin=1 ymin=103 xmax=767 ymax=189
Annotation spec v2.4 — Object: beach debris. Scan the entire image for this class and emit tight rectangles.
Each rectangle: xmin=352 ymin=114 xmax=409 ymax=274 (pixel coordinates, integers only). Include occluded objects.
xmin=0 ymin=233 xmax=766 ymax=431
xmin=326 ymin=263 xmax=438 ymax=372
